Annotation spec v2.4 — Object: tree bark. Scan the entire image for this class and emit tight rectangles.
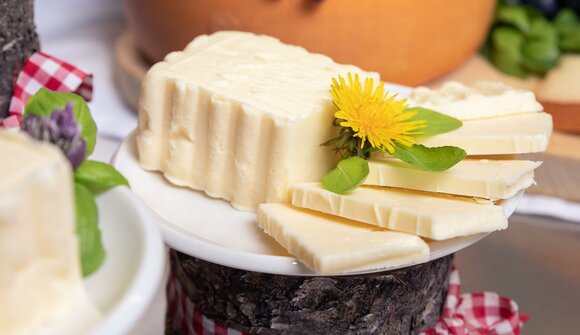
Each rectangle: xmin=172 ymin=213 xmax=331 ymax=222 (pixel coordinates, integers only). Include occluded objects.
xmin=0 ymin=0 xmax=40 ymax=118
xmin=167 ymin=250 xmax=454 ymax=335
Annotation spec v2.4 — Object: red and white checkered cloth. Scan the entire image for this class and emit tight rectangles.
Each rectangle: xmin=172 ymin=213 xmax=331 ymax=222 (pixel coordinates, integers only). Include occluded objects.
xmin=420 ymin=266 xmax=528 ymax=335
xmin=1 ymin=52 xmax=93 ymax=128
xmin=166 ymin=266 xmax=527 ymax=335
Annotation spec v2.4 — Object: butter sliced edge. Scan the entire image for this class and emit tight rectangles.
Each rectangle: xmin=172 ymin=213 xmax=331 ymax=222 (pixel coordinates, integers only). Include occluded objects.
xmin=291 ymin=183 xmax=508 ymax=241
xmin=414 ymin=112 xmax=553 ymax=155
xmin=365 ymin=158 xmax=541 ymax=200
xmin=257 ymin=203 xmax=429 ymax=274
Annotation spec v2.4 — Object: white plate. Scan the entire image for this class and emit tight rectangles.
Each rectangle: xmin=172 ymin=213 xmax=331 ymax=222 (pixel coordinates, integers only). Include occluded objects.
xmin=113 ymin=131 xmax=521 ymax=276
xmin=38 ymin=187 xmax=166 ymax=335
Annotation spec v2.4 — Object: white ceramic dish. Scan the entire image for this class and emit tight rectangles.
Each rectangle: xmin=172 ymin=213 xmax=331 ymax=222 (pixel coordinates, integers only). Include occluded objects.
xmin=113 ymin=132 xmax=521 ymax=276
xmin=37 ymin=187 xmax=166 ymax=335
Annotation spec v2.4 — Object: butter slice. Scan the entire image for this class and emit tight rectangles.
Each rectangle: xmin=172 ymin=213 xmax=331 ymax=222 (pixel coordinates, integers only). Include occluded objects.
xmin=366 ymin=158 xmax=541 ymax=199
xmin=257 ymin=203 xmax=429 ymax=273
xmin=0 ymin=132 xmax=83 ymax=334
xmin=416 ymin=112 xmax=552 ymax=155
xmin=291 ymin=183 xmax=507 ymax=240
xmin=137 ymin=31 xmax=378 ymax=210
xmin=410 ymin=81 xmax=543 ymax=120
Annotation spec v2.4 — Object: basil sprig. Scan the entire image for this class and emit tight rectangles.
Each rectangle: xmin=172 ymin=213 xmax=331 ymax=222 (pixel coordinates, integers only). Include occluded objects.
xmin=23 ymin=88 xmax=129 ymax=277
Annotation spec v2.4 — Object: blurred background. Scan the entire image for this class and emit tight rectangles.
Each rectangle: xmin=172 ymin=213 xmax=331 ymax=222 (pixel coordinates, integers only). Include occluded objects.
xmin=29 ymin=0 xmax=580 ymax=333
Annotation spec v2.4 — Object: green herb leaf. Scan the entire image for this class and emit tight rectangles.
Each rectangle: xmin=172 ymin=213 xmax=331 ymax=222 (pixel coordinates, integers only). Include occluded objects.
xmin=560 ymin=28 xmax=580 ymax=52
xmin=74 ymin=183 xmax=106 ymax=276
xmin=24 ymin=88 xmax=97 ymax=157
xmin=490 ymin=26 xmax=527 ymax=78
xmin=554 ymin=8 xmax=578 ymax=33
xmin=406 ymin=107 xmax=462 ymax=138
xmin=321 ymin=156 xmax=369 ymax=194
xmin=496 ymin=3 xmax=531 ymax=32
xmin=522 ymin=39 xmax=560 ymax=74
xmin=75 ymin=160 xmax=129 ymax=193
xmin=393 ymin=144 xmax=466 ymax=172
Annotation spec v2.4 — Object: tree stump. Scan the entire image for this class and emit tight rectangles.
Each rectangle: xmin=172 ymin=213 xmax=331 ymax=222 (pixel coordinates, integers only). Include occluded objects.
xmin=0 ymin=0 xmax=39 ymax=118
xmin=167 ymin=250 xmax=454 ymax=335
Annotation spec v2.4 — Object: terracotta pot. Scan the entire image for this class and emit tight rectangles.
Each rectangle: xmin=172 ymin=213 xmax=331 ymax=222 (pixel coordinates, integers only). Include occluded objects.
xmin=124 ymin=0 xmax=495 ymax=86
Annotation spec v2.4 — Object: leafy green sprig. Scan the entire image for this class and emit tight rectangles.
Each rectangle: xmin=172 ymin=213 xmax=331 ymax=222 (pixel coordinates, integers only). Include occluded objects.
xmin=23 ymin=88 xmax=129 ymax=276
xmin=482 ymin=2 xmax=580 ymax=78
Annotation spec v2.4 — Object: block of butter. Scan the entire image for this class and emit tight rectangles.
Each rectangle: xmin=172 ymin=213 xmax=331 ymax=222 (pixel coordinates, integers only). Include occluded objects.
xmin=409 ymin=81 xmax=543 ymax=120
xmin=291 ymin=183 xmax=507 ymax=240
xmin=0 ymin=132 xmax=83 ymax=334
xmin=137 ymin=31 xmax=378 ymax=210
xmin=257 ymin=203 xmax=429 ymax=273
xmin=417 ymin=112 xmax=552 ymax=155
xmin=365 ymin=158 xmax=541 ymax=199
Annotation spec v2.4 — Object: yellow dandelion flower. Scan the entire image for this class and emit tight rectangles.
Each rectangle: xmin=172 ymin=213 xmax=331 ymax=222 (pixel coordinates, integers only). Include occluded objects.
xmin=330 ymin=73 xmax=426 ymax=153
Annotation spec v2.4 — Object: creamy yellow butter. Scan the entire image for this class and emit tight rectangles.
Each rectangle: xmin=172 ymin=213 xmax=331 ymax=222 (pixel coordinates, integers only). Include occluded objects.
xmin=366 ymin=158 xmax=540 ymax=199
xmin=137 ymin=31 xmax=378 ymax=211
xmin=257 ymin=203 xmax=429 ymax=273
xmin=291 ymin=183 xmax=508 ymax=240
xmin=0 ymin=131 xmax=83 ymax=334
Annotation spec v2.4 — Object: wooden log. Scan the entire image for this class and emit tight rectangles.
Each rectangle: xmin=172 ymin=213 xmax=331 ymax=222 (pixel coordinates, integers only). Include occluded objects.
xmin=166 ymin=250 xmax=453 ymax=335
xmin=0 ymin=0 xmax=39 ymax=118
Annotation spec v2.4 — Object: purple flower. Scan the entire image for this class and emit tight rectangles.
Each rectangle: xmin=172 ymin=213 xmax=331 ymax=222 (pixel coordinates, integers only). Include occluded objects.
xmin=22 ymin=104 xmax=86 ymax=169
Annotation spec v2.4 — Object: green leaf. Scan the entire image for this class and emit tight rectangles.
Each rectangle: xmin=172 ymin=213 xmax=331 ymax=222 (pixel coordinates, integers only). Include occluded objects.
xmin=554 ymin=8 xmax=578 ymax=33
xmin=75 ymin=160 xmax=129 ymax=193
xmin=560 ymin=28 xmax=580 ymax=52
xmin=527 ymin=18 xmax=558 ymax=43
xmin=74 ymin=183 xmax=106 ymax=277
xmin=405 ymin=107 xmax=462 ymax=138
xmin=24 ymin=88 xmax=97 ymax=157
xmin=522 ymin=39 xmax=560 ymax=74
xmin=496 ymin=3 xmax=531 ymax=32
xmin=490 ymin=26 xmax=527 ymax=78
xmin=321 ymin=156 xmax=369 ymax=194
xmin=393 ymin=144 xmax=466 ymax=172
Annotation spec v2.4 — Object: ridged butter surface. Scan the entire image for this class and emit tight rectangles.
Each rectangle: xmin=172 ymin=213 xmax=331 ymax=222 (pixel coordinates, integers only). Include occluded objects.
xmin=366 ymin=158 xmax=541 ymax=199
xmin=257 ymin=203 xmax=429 ymax=274
xmin=137 ymin=31 xmax=378 ymax=210
xmin=0 ymin=131 xmax=82 ymax=334
xmin=291 ymin=183 xmax=508 ymax=240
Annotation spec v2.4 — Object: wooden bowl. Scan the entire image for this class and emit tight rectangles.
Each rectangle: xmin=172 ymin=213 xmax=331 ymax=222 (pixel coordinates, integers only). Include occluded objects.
xmin=124 ymin=0 xmax=495 ymax=86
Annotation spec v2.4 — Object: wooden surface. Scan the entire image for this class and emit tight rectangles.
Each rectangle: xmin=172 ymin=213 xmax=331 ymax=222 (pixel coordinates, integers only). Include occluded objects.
xmin=167 ymin=250 xmax=454 ymax=335
xmin=0 ymin=0 xmax=40 ymax=117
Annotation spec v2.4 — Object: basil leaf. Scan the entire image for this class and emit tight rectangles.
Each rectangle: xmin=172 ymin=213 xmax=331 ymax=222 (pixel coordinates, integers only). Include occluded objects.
xmin=554 ymin=8 xmax=578 ymax=33
xmin=321 ymin=156 xmax=369 ymax=194
xmin=393 ymin=144 xmax=466 ymax=172
xmin=490 ymin=26 xmax=527 ymax=78
xmin=24 ymin=88 xmax=97 ymax=157
xmin=74 ymin=183 xmax=106 ymax=276
xmin=75 ymin=160 xmax=129 ymax=193
xmin=560 ymin=28 xmax=580 ymax=52
xmin=496 ymin=3 xmax=531 ymax=32
xmin=522 ymin=39 xmax=560 ymax=74
xmin=406 ymin=107 xmax=462 ymax=138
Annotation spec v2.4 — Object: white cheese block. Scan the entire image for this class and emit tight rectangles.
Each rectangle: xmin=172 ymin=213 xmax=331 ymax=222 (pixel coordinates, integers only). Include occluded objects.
xmin=365 ymin=158 xmax=541 ymax=200
xmin=416 ymin=112 xmax=553 ymax=155
xmin=409 ymin=81 xmax=543 ymax=120
xmin=137 ymin=31 xmax=378 ymax=210
xmin=291 ymin=183 xmax=508 ymax=240
xmin=0 ymin=132 xmax=83 ymax=334
xmin=257 ymin=203 xmax=429 ymax=273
